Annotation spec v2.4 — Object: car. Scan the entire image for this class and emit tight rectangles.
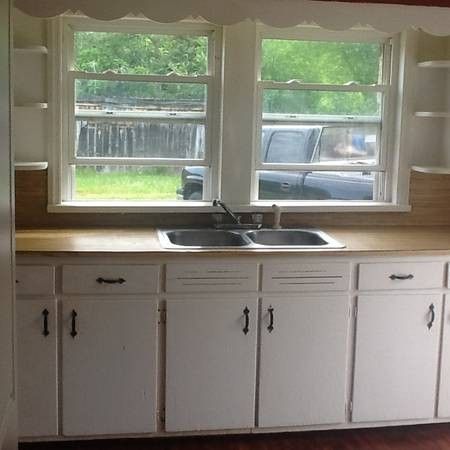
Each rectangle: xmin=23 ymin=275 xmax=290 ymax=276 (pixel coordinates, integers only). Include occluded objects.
xmin=177 ymin=124 xmax=376 ymax=201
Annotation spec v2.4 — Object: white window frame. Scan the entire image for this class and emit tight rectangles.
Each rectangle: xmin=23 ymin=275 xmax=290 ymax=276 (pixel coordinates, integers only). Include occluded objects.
xmin=48 ymin=16 xmax=222 ymax=208
xmin=251 ymin=25 xmax=399 ymax=205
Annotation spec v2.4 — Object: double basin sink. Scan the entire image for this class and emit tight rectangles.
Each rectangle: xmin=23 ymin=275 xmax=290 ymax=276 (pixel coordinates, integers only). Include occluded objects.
xmin=158 ymin=228 xmax=345 ymax=249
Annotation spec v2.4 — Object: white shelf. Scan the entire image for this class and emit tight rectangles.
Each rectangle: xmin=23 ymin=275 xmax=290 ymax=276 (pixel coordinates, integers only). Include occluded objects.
xmin=417 ymin=60 xmax=450 ymax=68
xmin=14 ymin=102 xmax=48 ymax=110
xmin=415 ymin=111 xmax=450 ymax=118
xmin=14 ymin=45 xmax=48 ymax=55
xmin=14 ymin=161 xmax=48 ymax=171
xmin=412 ymin=166 xmax=450 ymax=174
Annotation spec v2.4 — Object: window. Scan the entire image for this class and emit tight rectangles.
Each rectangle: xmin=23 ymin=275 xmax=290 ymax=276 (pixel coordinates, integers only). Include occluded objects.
xmin=51 ymin=19 xmax=403 ymax=210
xmin=255 ymin=32 xmax=393 ymax=202
xmin=56 ymin=18 xmax=221 ymax=203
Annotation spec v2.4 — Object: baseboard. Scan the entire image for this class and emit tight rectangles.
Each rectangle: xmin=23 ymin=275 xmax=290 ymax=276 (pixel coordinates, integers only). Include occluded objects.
xmin=0 ymin=399 xmax=17 ymax=450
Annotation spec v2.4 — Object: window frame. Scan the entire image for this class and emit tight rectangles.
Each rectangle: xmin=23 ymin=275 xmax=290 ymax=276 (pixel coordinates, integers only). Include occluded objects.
xmin=251 ymin=25 xmax=399 ymax=204
xmin=51 ymin=16 xmax=222 ymax=205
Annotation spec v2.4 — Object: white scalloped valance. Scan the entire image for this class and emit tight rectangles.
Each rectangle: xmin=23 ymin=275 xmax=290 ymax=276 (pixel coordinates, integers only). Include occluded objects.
xmin=14 ymin=0 xmax=450 ymax=36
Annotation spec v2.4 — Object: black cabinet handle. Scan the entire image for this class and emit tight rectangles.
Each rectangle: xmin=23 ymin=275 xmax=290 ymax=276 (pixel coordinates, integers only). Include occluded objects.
xmin=427 ymin=303 xmax=435 ymax=330
xmin=42 ymin=309 xmax=49 ymax=337
xmin=70 ymin=310 xmax=78 ymax=338
xmin=96 ymin=277 xmax=126 ymax=285
xmin=268 ymin=306 xmax=274 ymax=333
xmin=243 ymin=307 xmax=250 ymax=335
xmin=389 ymin=274 xmax=414 ymax=281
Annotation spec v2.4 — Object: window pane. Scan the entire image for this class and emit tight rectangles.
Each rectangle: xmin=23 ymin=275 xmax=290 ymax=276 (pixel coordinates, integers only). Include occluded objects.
xmin=76 ymin=80 xmax=206 ymax=114
xmin=75 ymin=120 xmax=205 ymax=160
xmin=74 ymin=32 xmax=208 ymax=76
xmin=261 ymin=39 xmax=383 ymax=84
xmin=256 ymin=170 xmax=375 ymax=201
xmin=74 ymin=165 xmax=205 ymax=201
xmin=263 ymin=89 xmax=381 ymax=117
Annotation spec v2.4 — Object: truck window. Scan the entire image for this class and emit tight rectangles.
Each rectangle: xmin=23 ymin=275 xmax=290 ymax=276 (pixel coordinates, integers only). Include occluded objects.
xmin=265 ymin=131 xmax=309 ymax=163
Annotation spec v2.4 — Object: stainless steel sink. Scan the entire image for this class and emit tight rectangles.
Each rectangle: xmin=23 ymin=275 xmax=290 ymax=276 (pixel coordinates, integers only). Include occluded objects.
xmin=245 ymin=229 xmax=344 ymax=248
xmin=158 ymin=228 xmax=345 ymax=249
xmin=159 ymin=229 xmax=251 ymax=248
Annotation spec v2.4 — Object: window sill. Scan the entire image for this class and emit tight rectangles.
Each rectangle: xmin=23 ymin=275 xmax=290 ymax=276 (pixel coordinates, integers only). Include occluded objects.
xmin=48 ymin=201 xmax=412 ymax=214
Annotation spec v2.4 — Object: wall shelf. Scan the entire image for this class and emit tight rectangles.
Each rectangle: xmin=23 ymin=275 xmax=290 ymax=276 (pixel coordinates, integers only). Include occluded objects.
xmin=14 ymin=45 xmax=48 ymax=55
xmin=14 ymin=161 xmax=48 ymax=171
xmin=415 ymin=111 xmax=450 ymax=118
xmin=417 ymin=60 xmax=450 ymax=68
xmin=14 ymin=102 xmax=48 ymax=110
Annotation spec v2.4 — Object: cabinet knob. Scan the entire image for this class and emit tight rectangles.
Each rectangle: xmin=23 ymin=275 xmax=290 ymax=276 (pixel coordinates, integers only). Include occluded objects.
xmin=96 ymin=277 xmax=126 ymax=285
xmin=389 ymin=274 xmax=414 ymax=281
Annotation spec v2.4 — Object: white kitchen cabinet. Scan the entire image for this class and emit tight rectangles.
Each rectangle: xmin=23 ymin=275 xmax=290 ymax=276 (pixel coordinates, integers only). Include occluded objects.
xmin=165 ymin=297 xmax=258 ymax=432
xmin=352 ymin=294 xmax=441 ymax=423
xmin=62 ymin=299 xmax=158 ymax=436
xmin=438 ymin=295 xmax=450 ymax=417
xmin=258 ymin=295 xmax=350 ymax=428
xmin=17 ymin=299 xmax=58 ymax=438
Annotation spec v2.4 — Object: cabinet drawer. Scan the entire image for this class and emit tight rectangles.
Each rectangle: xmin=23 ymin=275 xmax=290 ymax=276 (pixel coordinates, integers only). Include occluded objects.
xmin=16 ymin=265 xmax=55 ymax=296
xmin=262 ymin=263 xmax=350 ymax=292
xmin=166 ymin=263 xmax=258 ymax=293
xmin=358 ymin=262 xmax=444 ymax=291
xmin=62 ymin=265 xmax=160 ymax=295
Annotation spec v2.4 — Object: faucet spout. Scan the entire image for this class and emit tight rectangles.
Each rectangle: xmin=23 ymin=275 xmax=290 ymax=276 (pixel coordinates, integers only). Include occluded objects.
xmin=212 ymin=199 xmax=240 ymax=224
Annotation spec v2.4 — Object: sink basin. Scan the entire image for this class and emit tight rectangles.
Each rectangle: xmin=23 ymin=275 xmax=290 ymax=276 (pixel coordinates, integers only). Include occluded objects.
xmin=158 ymin=228 xmax=345 ymax=249
xmin=159 ymin=229 xmax=250 ymax=248
xmin=245 ymin=229 xmax=343 ymax=247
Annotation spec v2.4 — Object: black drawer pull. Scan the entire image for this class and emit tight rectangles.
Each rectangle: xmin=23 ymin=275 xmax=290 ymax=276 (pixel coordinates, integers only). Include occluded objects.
xmin=70 ymin=310 xmax=78 ymax=338
xmin=96 ymin=277 xmax=126 ymax=285
xmin=42 ymin=309 xmax=49 ymax=337
xmin=427 ymin=303 xmax=435 ymax=330
xmin=268 ymin=306 xmax=274 ymax=333
xmin=389 ymin=274 xmax=414 ymax=281
xmin=243 ymin=307 xmax=250 ymax=335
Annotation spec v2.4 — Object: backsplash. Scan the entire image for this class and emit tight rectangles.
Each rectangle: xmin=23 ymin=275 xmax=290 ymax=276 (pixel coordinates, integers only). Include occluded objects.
xmin=14 ymin=169 xmax=450 ymax=229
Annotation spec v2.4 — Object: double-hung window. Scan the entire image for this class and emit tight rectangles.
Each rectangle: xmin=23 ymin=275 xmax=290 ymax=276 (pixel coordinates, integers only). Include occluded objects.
xmin=254 ymin=28 xmax=395 ymax=203
xmin=57 ymin=18 xmax=221 ymax=203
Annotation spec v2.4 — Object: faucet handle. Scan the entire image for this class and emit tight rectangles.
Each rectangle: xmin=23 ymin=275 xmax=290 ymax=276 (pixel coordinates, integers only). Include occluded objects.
xmin=272 ymin=204 xmax=282 ymax=229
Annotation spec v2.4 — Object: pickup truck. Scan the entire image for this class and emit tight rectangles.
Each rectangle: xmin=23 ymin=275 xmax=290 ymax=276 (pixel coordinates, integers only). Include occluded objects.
xmin=177 ymin=125 xmax=376 ymax=201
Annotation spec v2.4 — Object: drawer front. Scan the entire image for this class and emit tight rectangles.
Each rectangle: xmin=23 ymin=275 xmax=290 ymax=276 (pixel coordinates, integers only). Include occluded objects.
xmin=62 ymin=265 xmax=160 ymax=295
xmin=16 ymin=265 xmax=55 ymax=296
xmin=358 ymin=262 xmax=444 ymax=291
xmin=166 ymin=263 xmax=258 ymax=293
xmin=262 ymin=263 xmax=350 ymax=292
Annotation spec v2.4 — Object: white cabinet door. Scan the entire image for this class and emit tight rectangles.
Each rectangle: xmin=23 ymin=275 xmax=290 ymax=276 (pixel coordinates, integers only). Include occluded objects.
xmin=166 ymin=297 xmax=258 ymax=432
xmin=438 ymin=295 xmax=450 ymax=417
xmin=62 ymin=299 xmax=158 ymax=436
xmin=17 ymin=299 xmax=58 ymax=437
xmin=353 ymin=294 xmax=441 ymax=422
xmin=259 ymin=296 xmax=350 ymax=428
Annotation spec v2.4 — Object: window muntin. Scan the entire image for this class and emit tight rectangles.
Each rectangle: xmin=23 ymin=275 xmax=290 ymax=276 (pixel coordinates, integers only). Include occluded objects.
xmin=255 ymin=34 xmax=391 ymax=202
xmin=61 ymin=21 xmax=219 ymax=202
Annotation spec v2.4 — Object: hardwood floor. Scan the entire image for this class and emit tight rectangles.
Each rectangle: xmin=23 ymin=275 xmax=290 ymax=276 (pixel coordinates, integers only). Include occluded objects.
xmin=19 ymin=424 xmax=450 ymax=450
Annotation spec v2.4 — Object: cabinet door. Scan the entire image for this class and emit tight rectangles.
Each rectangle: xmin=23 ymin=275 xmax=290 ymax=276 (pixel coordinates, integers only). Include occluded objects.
xmin=62 ymin=299 xmax=158 ymax=436
xmin=166 ymin=297 xmax=258 ymax=432
xmin=353 ymin=294 xmax=441 ymax=422
xmin=259 ymin=295 xmax=350 ymax=428
xmin=17 ymin=299 xmax=58 ymax=437
xmin=438 ymin=295 xmax=450 ymax=417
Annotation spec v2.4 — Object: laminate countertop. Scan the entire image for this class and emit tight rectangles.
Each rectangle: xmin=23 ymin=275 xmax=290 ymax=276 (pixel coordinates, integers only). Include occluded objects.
xmin=14 ymin=227 xmax=450 ymax=256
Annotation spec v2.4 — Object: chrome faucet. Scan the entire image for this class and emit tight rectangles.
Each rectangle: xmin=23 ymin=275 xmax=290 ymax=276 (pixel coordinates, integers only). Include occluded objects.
xmin=212 ymin=199 xmax=262 ymax=229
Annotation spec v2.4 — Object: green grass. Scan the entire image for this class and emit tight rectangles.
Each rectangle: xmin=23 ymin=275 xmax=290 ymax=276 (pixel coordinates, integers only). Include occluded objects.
xmin=75 ymin=167 xmax=181 ymax=200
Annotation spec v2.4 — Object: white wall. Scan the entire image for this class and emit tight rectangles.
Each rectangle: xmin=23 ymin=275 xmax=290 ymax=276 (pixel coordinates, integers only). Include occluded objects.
xmin=0 ymin=0 xmax=17 ymax=449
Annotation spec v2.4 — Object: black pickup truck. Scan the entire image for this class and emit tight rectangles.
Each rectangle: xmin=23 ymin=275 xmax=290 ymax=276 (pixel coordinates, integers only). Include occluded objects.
xmin=177 ymin=125 xmax=375 ymax=201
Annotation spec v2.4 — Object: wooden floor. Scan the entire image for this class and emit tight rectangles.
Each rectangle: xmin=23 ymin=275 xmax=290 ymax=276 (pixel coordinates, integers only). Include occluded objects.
xmin=19 ymin=424 xmax=450 ymax=450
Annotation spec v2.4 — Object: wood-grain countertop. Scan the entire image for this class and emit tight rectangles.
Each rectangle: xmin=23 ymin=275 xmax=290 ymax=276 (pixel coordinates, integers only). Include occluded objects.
xmin=14 ymin=227 xmax=450 ymax=256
